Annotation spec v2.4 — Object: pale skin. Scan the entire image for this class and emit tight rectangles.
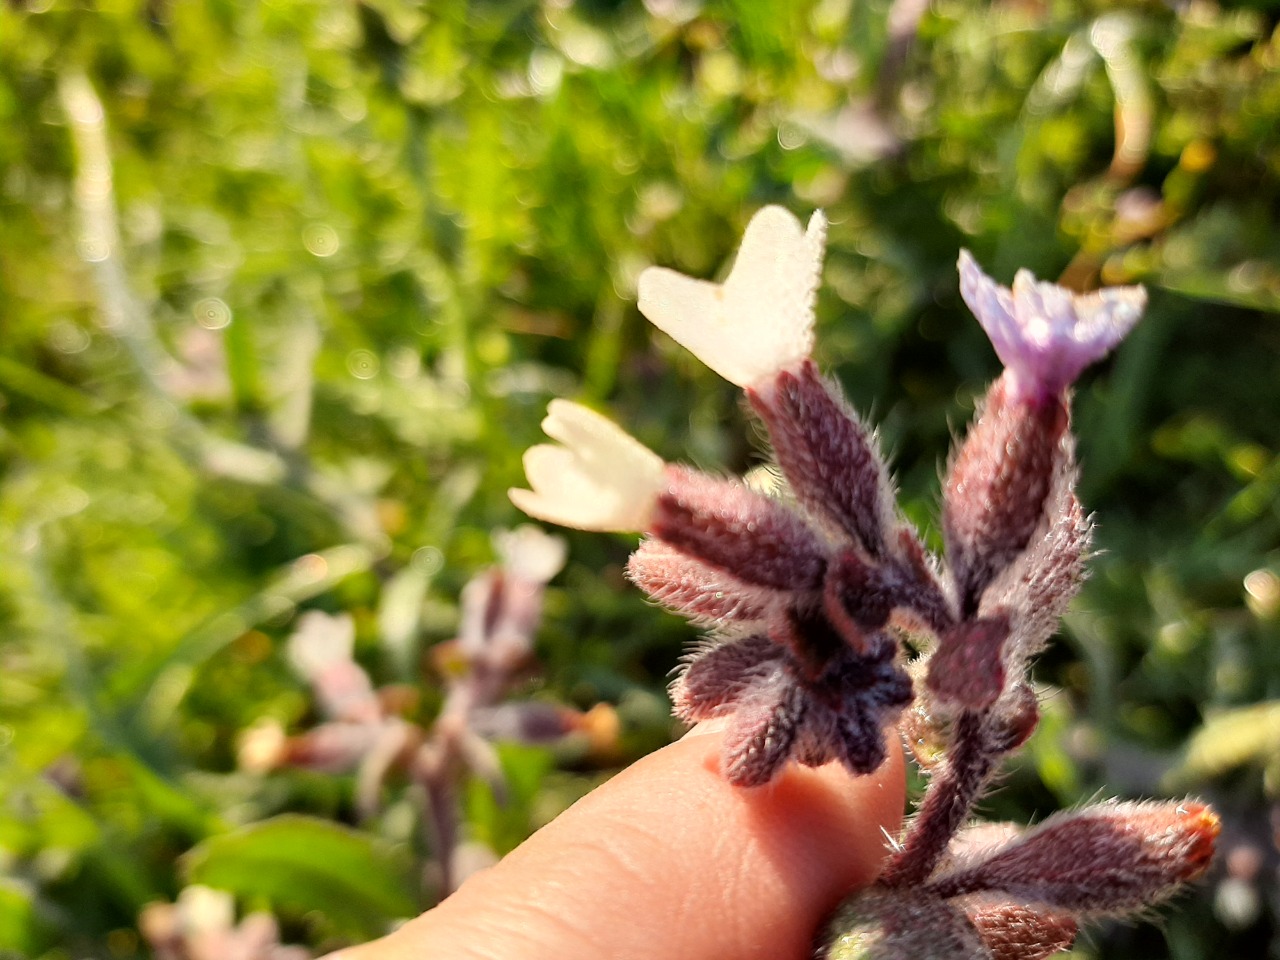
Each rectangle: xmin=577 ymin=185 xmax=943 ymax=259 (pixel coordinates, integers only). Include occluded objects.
xmin=326 ymin=722 xmax=905 ymax=960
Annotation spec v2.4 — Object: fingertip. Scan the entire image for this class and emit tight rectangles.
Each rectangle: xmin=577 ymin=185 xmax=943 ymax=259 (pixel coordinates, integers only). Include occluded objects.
xmin=367 ymin=729 xmax=904 ymax=960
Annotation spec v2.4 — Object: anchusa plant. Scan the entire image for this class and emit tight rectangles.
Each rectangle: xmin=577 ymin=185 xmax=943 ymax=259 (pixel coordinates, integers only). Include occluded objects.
xmin=240 ymin=526 xmax=615 ymax=897
xmin=510 ymin=207 xmax=1219 ymax=958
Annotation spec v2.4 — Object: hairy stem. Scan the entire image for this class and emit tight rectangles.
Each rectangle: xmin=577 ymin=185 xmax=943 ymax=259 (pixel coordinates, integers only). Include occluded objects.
xmin=880 ymin=710 xmax=995 ymax=887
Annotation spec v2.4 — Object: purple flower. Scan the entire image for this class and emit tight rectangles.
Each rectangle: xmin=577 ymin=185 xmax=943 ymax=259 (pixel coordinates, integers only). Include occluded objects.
xmin=958 ymin=250 xmax=1146 ymax=403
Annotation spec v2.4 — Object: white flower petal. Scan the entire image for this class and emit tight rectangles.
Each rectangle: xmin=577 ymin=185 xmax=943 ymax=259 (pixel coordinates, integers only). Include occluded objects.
xmin=287 ymin=611 xmax=356 ymax=680
xmin=494 ymin=524 xmax=567 ymax=584
xmin=177 ymin=886 xmax=236 ymax=936
xmin=1073 ymin=285 xmax=1146 ymax=351
xmin=509 ymin=401 xmax=665 ymax=532
xmin=637 ymin=205 xmax=826 ymax=387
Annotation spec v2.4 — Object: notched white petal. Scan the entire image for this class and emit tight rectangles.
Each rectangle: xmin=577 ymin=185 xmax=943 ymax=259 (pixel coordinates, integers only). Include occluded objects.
xmin=637 ymin=205 xmax=826 ymax=387
xmin=509 ymin=400 xmax=665 ymax=532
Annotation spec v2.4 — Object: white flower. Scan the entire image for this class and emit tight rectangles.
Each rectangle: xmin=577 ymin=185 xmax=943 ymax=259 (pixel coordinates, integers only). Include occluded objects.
xmin=287 ymin=610 xmax=356 ymax=680
xmin=509 ymin=399 xmax=666 ymax=532
xmin=637 ymin=206 xmax=827 ymax=387
xmin=958 ymin=250 xmax=1146 ymax=401
xmin=493 ymin=524 xmax=568 ymax=584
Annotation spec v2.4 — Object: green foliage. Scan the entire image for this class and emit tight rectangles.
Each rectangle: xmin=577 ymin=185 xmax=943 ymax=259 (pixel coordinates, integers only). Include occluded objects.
xmin=0 ymin=1 xmax=1277 ymax=958
xmin=181 ymin=814 xmax=419 ymax=941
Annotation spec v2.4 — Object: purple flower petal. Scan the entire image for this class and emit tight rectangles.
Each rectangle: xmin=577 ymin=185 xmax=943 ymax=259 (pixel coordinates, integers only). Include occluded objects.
xmin=958 ymin=251 xmax=1146 ymax=401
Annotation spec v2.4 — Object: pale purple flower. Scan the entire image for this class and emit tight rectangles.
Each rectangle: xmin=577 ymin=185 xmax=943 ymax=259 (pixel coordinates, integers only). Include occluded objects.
xmin=958 ymin=250 xmax=1146 ymax=402
xmin=286 ymin=612 xmax=381 ymax=725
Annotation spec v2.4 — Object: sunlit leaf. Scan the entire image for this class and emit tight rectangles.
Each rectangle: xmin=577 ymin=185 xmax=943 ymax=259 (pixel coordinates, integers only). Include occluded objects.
xmin=182 ymin=815 xmax=418 ymax=939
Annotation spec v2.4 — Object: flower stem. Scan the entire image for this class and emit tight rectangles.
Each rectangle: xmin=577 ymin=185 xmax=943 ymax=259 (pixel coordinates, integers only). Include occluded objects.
xmin=880 ymin=710 xmax=995 ymax=887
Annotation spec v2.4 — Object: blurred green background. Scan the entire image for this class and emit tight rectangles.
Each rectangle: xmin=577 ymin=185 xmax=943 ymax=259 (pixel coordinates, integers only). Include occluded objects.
xmin=1 ymin=0 xmax=1279 ymax=957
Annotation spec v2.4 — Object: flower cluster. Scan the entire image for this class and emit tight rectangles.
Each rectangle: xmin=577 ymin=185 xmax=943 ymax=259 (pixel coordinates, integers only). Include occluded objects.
xmin=140 ymin=886 xmax=310 ymax=960
xmin=511 ymin=206 xmax=1217 ymax=957
xmin=240 ymin=527 xmax=618 ymax=896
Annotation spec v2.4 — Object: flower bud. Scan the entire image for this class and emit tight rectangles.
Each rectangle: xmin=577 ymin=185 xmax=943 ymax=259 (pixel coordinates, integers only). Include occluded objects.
xmin=942 ymin=374 xmax=1068 ymax=614
xmin=651 ymin=466 xmax=828 ymax=591
xmin=925 ymin=615 xmax=1011 ymax=711
xmin=748 ymin=360 xmax=897 ymax=560
xmin=979 ymin=485 xmax=1090 ymax=668
xmin=627 ymin=538 xmax=775 ymax=625
xmin=672 ymin=627 xmax=910 ymax=787
xmin=982 ymin=681 xmax=1040 ymax=755
xmin=275 ymin=721 xmax=383 ymax=774
xmin=963 ymin=898 xmax=1077 ymax=960
xmin=469 ymin=702 xmax=581 ymax=744
xmin=929 ymin=800 xmax=1220 ymax=914
xmin=672 ymin=633 xmax=786 ymax=723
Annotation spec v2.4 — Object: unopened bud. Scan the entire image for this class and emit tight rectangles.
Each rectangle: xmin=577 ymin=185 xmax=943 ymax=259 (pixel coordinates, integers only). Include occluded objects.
xmin=469 ymin=702 xmax=580 ymax=744
xmin=943 ymin=375 xmax=1068 ymax=614
xmin=964 ymin=898 xmax=1077 ymax=960
xmin=980 ymin=485 xmax=1090 ymax=668
xmin=925 ymin=616 xmax=1011 ymax=711
xmin=929 ymin=800 xmax=1220 ymax=913
xmin=627 ymin=538 xmax=774 ymax=625
xmin=748 ymin=360 xmax=896 ymax=561
xmin=983 ymin=683 xmax=1040 ymax=755
xmin=277 ymin=721 xmax=381 ymax=774
xmin=652 ymin=466 xmax=828 ymax=591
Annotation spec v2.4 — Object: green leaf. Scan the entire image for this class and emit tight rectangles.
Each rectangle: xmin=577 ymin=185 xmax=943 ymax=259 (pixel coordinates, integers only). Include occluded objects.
xmin=0 ymin=879 xmax=48 ymax=955
xmin=1165 ymin=701 xmax=1280 ymax=788
xmin=182 ymin=815 xmax=419 ymax=939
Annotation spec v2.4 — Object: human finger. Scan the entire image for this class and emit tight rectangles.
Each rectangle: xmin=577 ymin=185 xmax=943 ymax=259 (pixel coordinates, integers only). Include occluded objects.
xmin=328 ymin=723 xmax=904 ymax=960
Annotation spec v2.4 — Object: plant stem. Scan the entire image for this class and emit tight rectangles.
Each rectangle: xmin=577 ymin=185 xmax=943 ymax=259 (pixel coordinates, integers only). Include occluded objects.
xmin=880 ymin=710 xmax=995 ymax=887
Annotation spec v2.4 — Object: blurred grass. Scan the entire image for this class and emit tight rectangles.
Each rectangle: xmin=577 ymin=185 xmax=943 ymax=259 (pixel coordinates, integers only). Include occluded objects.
xmin=0 ymin=1 xmax=1278 ymax=957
